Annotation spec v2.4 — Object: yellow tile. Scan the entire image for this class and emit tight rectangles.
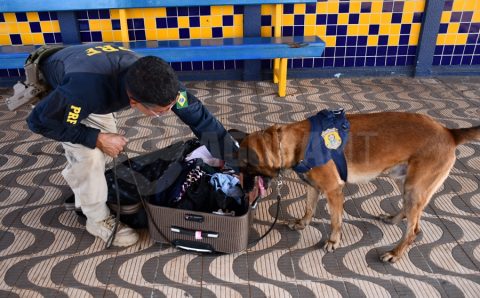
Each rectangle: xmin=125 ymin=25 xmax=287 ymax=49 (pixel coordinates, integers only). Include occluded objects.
xmin=145 ymin=29 xmax=156 ymax=41
xmin=110 ymin=9 xmax=120 ymax=19
xmin=211 ymin=6 xmax=223 ymax=15
xmin=324 ymin=36 xmax=336 ymax=47
xmin=304 ymin=25 xmax=316 ymax=36
xmin=211 ymin=15 xmax=223 ymax=27
xmin=41 ymin=21 xmax=54 ymax=32
xmin=261 ymin=26 xmax=272 ymax=37
xmin=282 ymin=14 xmax=294 ymax=26
xmin=347 ymin=25 xmax=359 ymax=35
xmin=26 ymin=12 xmax=39 ymax=22
xmin=358 ymin=24 xmax=369 ymax=35
xmin=411 ymin=24 xmax=421 ymax=35
xmin=17 ymin=23 xmax=30 ymax=33
xmin=452 ymin=0 xmax=464 ymax=11
xmin=102 ymin=31 xmax=115 ymax=42
xmin=316 ymin=26 xmax=326 ymax=37
xmin=0 ymin=34 xmax=11 ymax=45
xmin=415 ymin=1 xmax=426 ymax=11
xmin=7 ymin=23 xmax=19 ymax=33
xmin=200 ymin=16 xmax=212 ymax=27
xmin=4 ymin=13 xmax=18 ymax=23
xmin=156 ymin=29 xmax=168 ymax=39
xmin=388 ymin=35 xmax=399 ymax=45
xmin=129 ymin=9 xmax=144 ymax=18
xmin=294 ymin=3 xmax=306 ymax=14
xmin=327 ymin=2 xmax=339 ymax=13
xmin=223 ymin=26 xmax=237 ymax=37
xmin=464 ymin=0 xmax=476 ymax=11
xmin=89 ymin=20 xmax=101 ymax=31
xmin=22 ymin=34 xmax=34 ymax=45
xmin=52 ymin=21 xmax=60 ymax=32
xmin=144 ymin=18 xmax=156 ymax=30
xmin=402 ymin=12 xmax=414 ymax=23
xmin=447 ymin=23 xmax=460 ymax=33
xmin=338 ymin=14 xmax=349 ymax=24
xmin=167 ymin=28 xmax=179 ymax=40
xmin=144 ymin=8 xmax=166 ymax=18
xmin=379 ymin=24 xmax=389 ymax=35
xmin=367 ymin=35 xmax=379 ymax=46
xmin=113 ymin=31 xmax=123 ymax=41
xmin=441 ymin=12 xmax=451 ymax=23
xmin=444 ymin=34 xmax=457 ymax=45
xmin=358 ymin=14 xmax=369 ymax=24
xmin=381 ymin=14 xmax=392 ymax=24
xmin=178 ymin=16 xmax=189 ymax=28
xmin=350 ymin=2 xmax=361 ymax=13
xmin=32 ymin=33 xmax=44 ymax=44
xmin=233 ymin=26 xmax=242 ymax=37
xmin=234 ymin=15 xmax=243 ymax=26
xmin=316 ymin=2 xmax=327 ymax=13
xmin=409 ymin=34 xmax=420 ymax=45
xmin=390 ymin=24 xmax=401 ymax=35
xmin=456 ymin=33 xmax=468 ymax=45
xmin=305 ymin=14 xmax=316 ymax=26
xmin=222 ymin=6 xmax=234 ymax=15
xmin=473 ymin=12 xmax=480 ymax=22
xmin=370 ymin=13 xmax=382 ymax=24
xmin=404 ymin=1 xmax=416 ymax=12
xmin=188 ymin=28 xmax=201 ymax=39
xmin=436 ymin=34 xmax=446 ymax=45
xmin=201 ymin=28 xmax=213 ymax=38
xmin=371 ymin=1 xmax=383 ymax=13
xmin=261 ymin=4 xmax=274 ymax=15
xmin=0 ymin=24 xmax=9 ymax=35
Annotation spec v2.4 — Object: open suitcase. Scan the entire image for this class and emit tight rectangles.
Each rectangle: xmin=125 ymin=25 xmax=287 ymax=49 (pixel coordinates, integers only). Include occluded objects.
xmin=105 ymin=138 xmax=258 ymax=253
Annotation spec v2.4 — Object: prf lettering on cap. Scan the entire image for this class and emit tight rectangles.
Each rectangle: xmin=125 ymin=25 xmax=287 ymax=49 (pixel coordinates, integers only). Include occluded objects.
xmin=66 ymin=105 xmax=81 ymax=124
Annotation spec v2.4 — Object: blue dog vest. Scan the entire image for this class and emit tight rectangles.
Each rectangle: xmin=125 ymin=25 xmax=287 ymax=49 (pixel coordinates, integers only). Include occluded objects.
xmin=292 ymin=109 xmax=350 ymax=181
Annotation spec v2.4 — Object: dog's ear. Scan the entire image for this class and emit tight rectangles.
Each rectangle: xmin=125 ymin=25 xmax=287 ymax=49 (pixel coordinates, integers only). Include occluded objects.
xmin=228 ymin=128 xmax=248 ymax=145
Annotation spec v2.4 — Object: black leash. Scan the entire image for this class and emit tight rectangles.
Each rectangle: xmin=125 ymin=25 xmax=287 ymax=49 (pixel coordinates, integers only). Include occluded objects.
xmin=247 ymin=178 xmax=282 ymax=248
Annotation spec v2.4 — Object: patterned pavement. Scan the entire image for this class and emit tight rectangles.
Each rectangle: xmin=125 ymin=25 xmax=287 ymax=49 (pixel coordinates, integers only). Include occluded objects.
xmin=0 ymin=77 xmax=479 ymax=297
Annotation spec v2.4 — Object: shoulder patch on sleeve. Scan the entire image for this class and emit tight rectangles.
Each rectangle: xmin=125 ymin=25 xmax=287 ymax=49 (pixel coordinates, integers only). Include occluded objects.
xmin=176 ymin=91 xmax=189 ymax=109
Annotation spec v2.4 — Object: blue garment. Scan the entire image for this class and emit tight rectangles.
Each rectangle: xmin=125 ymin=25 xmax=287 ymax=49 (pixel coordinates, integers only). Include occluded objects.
xmin=26 ymin=43 xmax=238 ymax=167
xmin=209 ymin=173 xmax=244 ymax=203
xmin=292 ymin=109 xmax=350 ymax=181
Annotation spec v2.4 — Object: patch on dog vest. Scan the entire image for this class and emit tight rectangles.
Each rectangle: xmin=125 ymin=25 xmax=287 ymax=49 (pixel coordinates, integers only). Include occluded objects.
xmin=293 ymin=109 xmax=350 ymax=181
xmin=322 ymin=128 xmax=342 ymax=149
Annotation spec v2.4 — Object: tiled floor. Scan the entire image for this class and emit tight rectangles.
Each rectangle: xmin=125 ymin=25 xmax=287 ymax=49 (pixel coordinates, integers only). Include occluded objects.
xmin=0 ymin=77 xmax=479 ymax=297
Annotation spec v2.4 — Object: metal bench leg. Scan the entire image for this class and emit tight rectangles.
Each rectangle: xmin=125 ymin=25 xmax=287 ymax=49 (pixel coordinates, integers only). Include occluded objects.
xmin=278 ymin=58 xmax=287 ymax=97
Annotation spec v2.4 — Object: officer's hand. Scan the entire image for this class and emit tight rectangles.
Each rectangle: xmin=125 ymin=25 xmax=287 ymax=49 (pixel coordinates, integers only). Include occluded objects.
xmin=96 ymin=132 xmax=128 ymax=158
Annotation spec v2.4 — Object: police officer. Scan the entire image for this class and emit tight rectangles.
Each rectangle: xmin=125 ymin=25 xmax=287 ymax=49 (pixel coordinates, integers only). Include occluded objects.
xmin=27 ymin=43 xmax=238 ymax=247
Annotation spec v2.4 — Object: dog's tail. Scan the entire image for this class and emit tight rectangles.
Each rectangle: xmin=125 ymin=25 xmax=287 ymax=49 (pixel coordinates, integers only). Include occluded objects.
xmin=450 ymin=126 xmax=480 ymax=145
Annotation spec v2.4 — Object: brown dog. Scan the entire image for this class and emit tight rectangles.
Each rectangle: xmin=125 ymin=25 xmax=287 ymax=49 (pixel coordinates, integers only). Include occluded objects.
xmin=238 ymin=112 xmax=480 ymax=263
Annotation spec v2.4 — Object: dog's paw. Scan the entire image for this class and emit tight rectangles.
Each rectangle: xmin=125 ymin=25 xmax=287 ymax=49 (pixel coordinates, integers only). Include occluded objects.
xmin=323 ymin=240 xmax=339 ymax=252
xmin=380 ymin=251 xmax=401 ymax=263
xmin=287 ymin=219 xmax=306 ymax=230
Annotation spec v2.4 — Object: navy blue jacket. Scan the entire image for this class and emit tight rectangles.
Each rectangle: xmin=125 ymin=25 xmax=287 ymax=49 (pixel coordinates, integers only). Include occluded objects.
xmin=27 ymin=43 xmax=238 ymax=165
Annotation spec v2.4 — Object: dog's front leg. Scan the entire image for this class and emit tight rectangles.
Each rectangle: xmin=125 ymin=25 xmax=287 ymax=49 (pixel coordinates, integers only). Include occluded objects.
xmin=287 ymin=185 xmax=320 ymax=230
xmin=323 ymin=186 xmax=345 ymax=252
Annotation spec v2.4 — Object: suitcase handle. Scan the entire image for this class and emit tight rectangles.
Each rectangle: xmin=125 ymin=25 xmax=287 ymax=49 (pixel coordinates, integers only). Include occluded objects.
xmin=172 ymin=240 xmax=214 ymax=253
xmin=171 ymin=225 xmax=218 ymax=239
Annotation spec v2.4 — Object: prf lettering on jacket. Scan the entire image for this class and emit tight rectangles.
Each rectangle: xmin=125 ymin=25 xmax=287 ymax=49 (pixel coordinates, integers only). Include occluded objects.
xmin=85 ymin=45 xmax=133 ymax=56
xmin=66 ymin=105 xmax=81 ymax=124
